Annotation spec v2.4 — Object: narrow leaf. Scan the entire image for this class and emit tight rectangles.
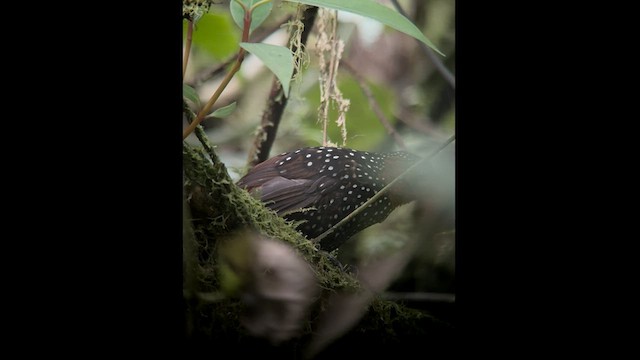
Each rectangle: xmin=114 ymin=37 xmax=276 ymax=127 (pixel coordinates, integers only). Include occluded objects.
xmin=286 ymin=0 xmax=444 ymax=56
xmin=240 ymin=43 xmax=293 ymax=97
xmin=209 ymin=102 xmax=238 ymax=118
xmin=230 ymin=0 xmax=273 ymax=34
xmin=183 ymin=83 xmax=200 ymax=106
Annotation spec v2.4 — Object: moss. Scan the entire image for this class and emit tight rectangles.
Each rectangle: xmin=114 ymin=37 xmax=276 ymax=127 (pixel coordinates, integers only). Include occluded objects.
xmin=182 ymin=129 xmax=444 ymax=348
xmin=183 ymin=141 xmax=359 ymax=291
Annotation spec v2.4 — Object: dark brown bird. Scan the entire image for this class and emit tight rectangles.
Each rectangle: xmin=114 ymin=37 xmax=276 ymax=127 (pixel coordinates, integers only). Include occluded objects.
xmin=237 ymin=146 xmax=420 ymax=251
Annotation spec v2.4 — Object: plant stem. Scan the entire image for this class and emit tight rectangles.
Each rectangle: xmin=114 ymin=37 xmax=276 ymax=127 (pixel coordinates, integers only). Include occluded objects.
xmin=182 ymin=57 xmax=244 ymax=139
xmin=246 ymin=5 xmax=319 ymax=167
xmin=341 ymin=60 xmax=406 ymax=150
xmin=389 ymin=0 xmax=455 ymax=90
xmin=182 ymin=6 xmax=252 ymax=140
xmin=183 ymin=20 xmax=194 ymax=79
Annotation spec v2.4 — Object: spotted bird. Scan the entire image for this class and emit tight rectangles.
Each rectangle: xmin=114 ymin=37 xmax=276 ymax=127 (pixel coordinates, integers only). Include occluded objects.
xmin=237 ymin=146 xmax=420 ymax=251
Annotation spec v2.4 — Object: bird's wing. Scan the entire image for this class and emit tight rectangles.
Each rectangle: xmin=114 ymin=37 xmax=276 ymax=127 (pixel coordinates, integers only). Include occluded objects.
xmin=237 ymin=151 xmax=347 ymax=214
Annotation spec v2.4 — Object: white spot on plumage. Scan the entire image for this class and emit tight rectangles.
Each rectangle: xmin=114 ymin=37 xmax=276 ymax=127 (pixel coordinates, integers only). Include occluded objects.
xmin=307 ymin=161 xmax=313 ymax=166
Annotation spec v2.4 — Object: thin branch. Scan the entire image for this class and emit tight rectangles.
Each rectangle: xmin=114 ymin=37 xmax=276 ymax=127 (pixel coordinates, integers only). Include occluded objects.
xmin=183 ymin=20 xmax=194 ymax=79
xmin=246 ymin=5 xmax=319 ymax=168
xmin=390 ymin=0 xmax=455 ymax=90
xmin=393 ymin=113 xmax=449 ymax=141
xmin=182 ymin=57 xmax=243 ymax=139
xmin=313 ymin=134 xmax=455 ymax=244
xmin=189 ymin=14 xmax=294 ymax=87
xmin=184 ymin=98 xmax=217 ymax=161
xmin=183 ymin=6 xmax=253 ymax=140
xmin=341 ymin=60 xmax=406 ymax=151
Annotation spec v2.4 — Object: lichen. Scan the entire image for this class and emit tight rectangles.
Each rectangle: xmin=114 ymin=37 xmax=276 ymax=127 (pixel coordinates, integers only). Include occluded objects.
xmin=182 ymin=0 xmax=213 ymax=22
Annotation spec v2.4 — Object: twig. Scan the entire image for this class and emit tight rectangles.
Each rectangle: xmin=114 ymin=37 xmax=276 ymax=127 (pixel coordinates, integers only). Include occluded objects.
xmin=183 ymin=20 xmax=194 ymax=78
xmin=183 ymin=99 xmax=217 ymax=161
xmin=183 ymin=4 xmax=253 ymax=140
xmin=313 ymin=134 xmax=455 ymax=244
xmin=189 ymin=14 xmax=294 ymax=87
xmin=246 ymin=5 xmax=319 ymax=167
xmin=393 ymin=113 xmax=448 ymax=141
xmin=341 ymin=60 xmax=406 ymax=150
xmin=389 ymin=0 xmax=455 ymax=90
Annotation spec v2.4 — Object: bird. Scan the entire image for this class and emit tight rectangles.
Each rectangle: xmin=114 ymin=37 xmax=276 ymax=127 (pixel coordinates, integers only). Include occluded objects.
xmin=236 ymin=146 xmax=421 ymax=251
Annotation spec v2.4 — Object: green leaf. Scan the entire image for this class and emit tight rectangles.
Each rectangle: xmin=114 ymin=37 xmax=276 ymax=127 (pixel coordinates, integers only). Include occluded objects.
xmin=183 ymin=83 xmax=200 ymax=106
xmin=230 ymin=0 xmax=273 ymax=34
xmin=209 ymin=102 xmax=237 ymax=118
xmin=240 ymin=43 xmax=293 ymax=97
xmin=286 ymin=0 xmax=444 ymax=56
xmin=184 ymin=13 xmax=240 ymax=60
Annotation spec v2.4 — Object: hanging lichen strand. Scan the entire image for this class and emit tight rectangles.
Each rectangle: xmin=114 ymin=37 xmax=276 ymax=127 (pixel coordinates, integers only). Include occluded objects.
xmin=315 ymin=8 xmax=350 ymax=147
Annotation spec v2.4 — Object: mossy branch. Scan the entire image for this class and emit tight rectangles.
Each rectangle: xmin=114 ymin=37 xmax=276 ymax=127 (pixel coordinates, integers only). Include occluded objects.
xmin=182 ymin=141 xmax=359 ymax=290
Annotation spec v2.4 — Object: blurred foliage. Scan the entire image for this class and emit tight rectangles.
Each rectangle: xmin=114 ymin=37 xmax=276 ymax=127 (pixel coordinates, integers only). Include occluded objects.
xmin=183 ymin=0 xmax=456 ymax=350
xmin=301 ymin=76 xmax=396 ymax=150
xmin=183 ymin=11 xmax=240 ymax=60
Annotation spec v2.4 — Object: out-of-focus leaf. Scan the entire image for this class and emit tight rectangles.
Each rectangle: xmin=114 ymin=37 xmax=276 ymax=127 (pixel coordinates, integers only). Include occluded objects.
xmin=183 ymin=83 xmax=200 ymax=106
xmin=230 ymin=0 xmax=273 ymax=34
xmin=286 ymin=0 xmax=444 ymax=56
xmin=184 ymin=13 xmax=240 ymax=60
xmin=240 ymin=42 xmax=293 ymax=96
xmin=218 ymin=231 xmax=319 ymax=345
xmin=303 ymin=77 xmax=396 ymax=150
xmin=209 ymin=102 xmax=237 ymax=118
